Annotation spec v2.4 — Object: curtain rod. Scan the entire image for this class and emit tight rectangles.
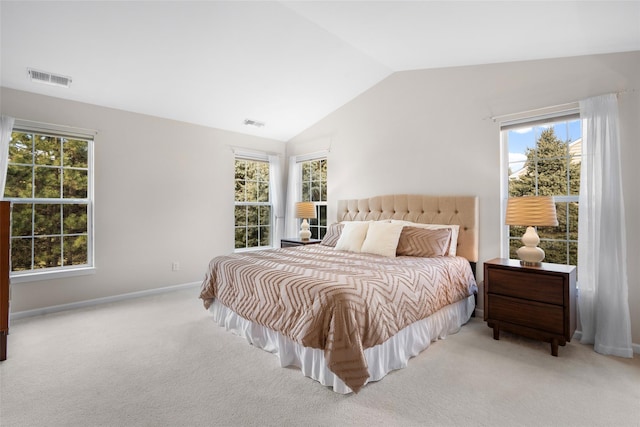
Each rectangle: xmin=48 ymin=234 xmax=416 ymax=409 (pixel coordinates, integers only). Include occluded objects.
xmin=486 ymin=89 xmax=638 ymax=123
xmin=488 ymin=102 xmax=578 ymax=123
xmin=13 ymin=117 xmax=98 ymax=135
xmin=228 ymin=145 xmax=281 ymax=158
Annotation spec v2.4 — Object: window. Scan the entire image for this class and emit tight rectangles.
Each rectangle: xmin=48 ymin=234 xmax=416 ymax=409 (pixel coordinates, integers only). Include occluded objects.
xmin=300 ymin=158 xmax=327 ymax=239
xmin=4 ymin=125 xmax=94 ymax=278
xmin=234 ymin=156 xmax=271 ymax=250
xmin=502 ymin=113 xmax=581 ymax=265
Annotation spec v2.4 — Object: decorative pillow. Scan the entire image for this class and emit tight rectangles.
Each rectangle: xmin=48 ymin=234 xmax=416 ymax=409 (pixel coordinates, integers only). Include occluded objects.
xmin=396 ymin=227 xmax=452 ymax=258
xmin=390 ymin=220 xmax=460 ymax=256
xmin=334 ymin=221 xmax=370 ymax=252
xmin=320 ymin=223 xmax=344 ymax=247
xmin=360 ymin=221 xmax=404 ymax=258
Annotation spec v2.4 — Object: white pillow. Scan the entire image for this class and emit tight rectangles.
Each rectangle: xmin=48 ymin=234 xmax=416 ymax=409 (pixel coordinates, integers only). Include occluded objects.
xmin=390 ymin=220 xmax=460 ymax=256
xmin=360 ymin=221 xmax=404 ymax=258
xmin=334 ymin=221 xmax=370 ymax=252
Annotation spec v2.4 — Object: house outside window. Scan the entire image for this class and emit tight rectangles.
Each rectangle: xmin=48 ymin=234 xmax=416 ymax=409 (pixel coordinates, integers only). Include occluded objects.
xmin=300 ymin=158 xmax=327 ymax=239
xmin=234 ymin=156 xmax=271 ymax=250
xmin=502 ymin=113 xmax=581 ymax=265
xmin=4 ymin=124 xmax=94 ymax=280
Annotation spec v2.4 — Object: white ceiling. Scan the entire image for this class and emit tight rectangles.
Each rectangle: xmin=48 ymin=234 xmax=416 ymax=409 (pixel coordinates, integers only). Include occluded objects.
xmin=1 ymin=1 xmax=639 ymax=141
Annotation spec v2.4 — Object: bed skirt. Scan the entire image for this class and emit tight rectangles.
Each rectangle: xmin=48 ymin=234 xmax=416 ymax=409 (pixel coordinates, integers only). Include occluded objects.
xmin=208 ymin=295 xmax=475 ymax=394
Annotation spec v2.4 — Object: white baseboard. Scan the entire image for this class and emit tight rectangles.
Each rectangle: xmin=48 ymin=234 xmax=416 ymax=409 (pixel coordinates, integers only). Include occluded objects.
xmin=10 ymin=281 xmax=201 ymax=321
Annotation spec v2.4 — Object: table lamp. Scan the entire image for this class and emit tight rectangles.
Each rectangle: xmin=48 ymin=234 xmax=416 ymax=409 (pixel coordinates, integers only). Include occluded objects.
xmin=295 ymin=202 xmax=316 ymax=241
xmin=505 ymin=196 xmax=558 ymax=266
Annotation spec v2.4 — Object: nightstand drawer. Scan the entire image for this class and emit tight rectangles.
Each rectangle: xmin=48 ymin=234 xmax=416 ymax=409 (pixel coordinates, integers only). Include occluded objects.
xmin=488 ymin=268 xmax=564 ymax=305
xmin=490 ymin=295 xmax=564 ymax=335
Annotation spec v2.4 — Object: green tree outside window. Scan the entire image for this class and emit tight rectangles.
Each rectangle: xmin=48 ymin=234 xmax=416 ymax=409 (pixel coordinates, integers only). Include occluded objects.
xmin=507 ymin=122 xmax=581 ymax=266
xmin=5 ymin=130 xmax=92 ymax=272
xmin=234 ymin=158 xmax=271 ymax=249
xmin=301 ymin=158 xmax=327 ymax=239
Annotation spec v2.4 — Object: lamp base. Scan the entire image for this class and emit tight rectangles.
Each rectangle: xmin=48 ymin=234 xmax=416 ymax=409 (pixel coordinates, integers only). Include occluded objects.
xmin=299 ymin=219 xmax=311 ymax=241
xmin=299 ymin=231 xmax=311 ymax=241
xmin=518 ymin=259 xmax=543 ymax=267
xmin=516 ymin=227 xmax=545 ymax=266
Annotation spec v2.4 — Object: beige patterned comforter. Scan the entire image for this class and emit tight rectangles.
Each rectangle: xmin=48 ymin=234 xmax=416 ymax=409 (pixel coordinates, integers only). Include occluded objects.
xmin=200 ymin=244 xmax=477 ymax=393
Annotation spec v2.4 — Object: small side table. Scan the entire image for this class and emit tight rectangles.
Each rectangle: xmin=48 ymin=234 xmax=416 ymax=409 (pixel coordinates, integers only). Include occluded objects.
xmin=484 ymin=258 xmax=576 ymax=356
xmin=281 ymin=238 xmax=322 ymax=248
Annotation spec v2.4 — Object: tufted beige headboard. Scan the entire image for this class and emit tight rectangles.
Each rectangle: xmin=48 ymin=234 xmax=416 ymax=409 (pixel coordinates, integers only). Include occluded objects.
xmin=337 ymin=195 xmax=479 ymax=263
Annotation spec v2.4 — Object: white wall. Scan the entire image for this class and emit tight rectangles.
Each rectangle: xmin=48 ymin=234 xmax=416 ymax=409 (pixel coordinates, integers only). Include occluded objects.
xmin=288 ymin=51 xmax=640 ymax=345
xmin=1 ymin=87 xmax=286 ymax=312
xmin=2 ymin=51 xmax=639 ymax=345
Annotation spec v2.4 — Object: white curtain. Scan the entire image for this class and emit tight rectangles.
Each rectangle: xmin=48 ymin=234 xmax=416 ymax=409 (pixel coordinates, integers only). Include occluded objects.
xmin=0 ymin=115 xmax=15 ymax=197
xmin=268 ymin=154 xmax=285 ymax=245
xmin=284 ymin=156 xmax=300 ymax=239
xmin=577 ymin=94 xmax=632 ymax=358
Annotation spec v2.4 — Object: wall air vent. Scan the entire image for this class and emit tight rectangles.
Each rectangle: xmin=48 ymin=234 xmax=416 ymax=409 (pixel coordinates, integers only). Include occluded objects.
xmin=27 ymin=68 xmax=72 ymax=88
xmin=243 ymin=119 xmax=265 ymax=128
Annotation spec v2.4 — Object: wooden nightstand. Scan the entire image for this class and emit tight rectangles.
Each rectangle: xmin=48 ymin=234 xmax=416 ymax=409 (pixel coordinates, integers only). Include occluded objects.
xmin=484 ymin=258 xmax=576 ymax=356
xmin=280 ymin=238 xmax=322 ymax=248
xmin=0 ymin=202 xmax=10 ymax=361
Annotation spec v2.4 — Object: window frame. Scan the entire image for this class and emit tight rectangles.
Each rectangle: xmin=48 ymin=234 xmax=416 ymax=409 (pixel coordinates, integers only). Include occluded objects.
xmin=297 ymin=155 xmax=327 ymax=240
xmin=233 ymin=151 xmax=273 ymax=252
xmin=6 ymin=121 xmax=95 ymax=283
xmin=500 ymin=109 xmax=581 ymax=266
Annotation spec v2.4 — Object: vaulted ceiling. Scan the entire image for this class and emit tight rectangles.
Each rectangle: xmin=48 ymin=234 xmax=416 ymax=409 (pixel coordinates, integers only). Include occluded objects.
xmin=2 ymin=1 xmax=639 ymax=141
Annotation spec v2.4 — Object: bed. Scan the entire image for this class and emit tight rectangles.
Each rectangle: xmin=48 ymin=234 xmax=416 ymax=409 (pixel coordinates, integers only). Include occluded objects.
xmin=200 ymin=195 xmax=479 ymax=394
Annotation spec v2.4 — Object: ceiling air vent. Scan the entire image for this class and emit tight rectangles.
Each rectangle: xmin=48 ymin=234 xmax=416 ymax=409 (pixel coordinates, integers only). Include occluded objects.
xmin=243 ymin=119 xmax=265 ymax=128
xmin=28 ymin=68 xmax=72 ymax=88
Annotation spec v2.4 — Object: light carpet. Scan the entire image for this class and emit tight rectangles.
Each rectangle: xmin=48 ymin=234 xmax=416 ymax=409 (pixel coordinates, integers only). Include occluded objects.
xmin=1 ymin=288 xmax=638 ymax=427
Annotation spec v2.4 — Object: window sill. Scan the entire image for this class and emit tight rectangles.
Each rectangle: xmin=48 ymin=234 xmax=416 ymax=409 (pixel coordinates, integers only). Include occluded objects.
xmin=10 ymin=267 xmax=96 ymax=284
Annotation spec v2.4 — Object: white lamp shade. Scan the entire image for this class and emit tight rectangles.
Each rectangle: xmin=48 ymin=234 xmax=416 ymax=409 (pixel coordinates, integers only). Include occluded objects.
xmin=505 ymin=196 xmax=558 ymax=227
xmin=295 ymin=202 xmax=316 ymax=219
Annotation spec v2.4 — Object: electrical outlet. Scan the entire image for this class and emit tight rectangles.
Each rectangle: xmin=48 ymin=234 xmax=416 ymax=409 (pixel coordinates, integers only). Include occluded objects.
xmin=172 ymin=261 xmax=180 ymax=271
